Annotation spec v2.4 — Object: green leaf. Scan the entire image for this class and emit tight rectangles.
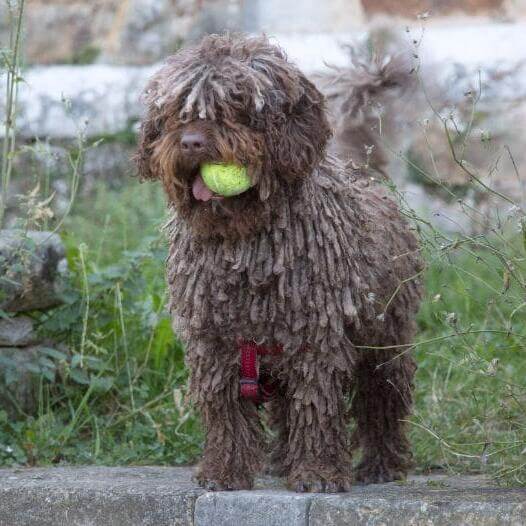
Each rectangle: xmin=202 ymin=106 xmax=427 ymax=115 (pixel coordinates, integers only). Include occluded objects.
xmin=69 ymin=368 xmax=90 ymax=385
xmin=24 ymin=363 xmax=42 ymax=375
xmin=0 ymin=355 xmax=17 ymax=369
xmin=90 ymin=376 xmax=114 ymax=393
xmin=41 ymin=368 xmax=56 ymax=382
xmin=37 ymin=356 xmax=56 ymax=370
xmin=38 ymin=347 xmax=68 ymax=361
xmin=71 ymin=354 xmax=83 ymax=368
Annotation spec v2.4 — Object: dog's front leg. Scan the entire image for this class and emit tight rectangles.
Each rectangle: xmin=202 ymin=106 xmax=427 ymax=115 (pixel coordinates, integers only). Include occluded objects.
xmin=283 ymin=347 xmax=354 ymax=493
xmin=186 ymin=338 xmax=264 ymax=490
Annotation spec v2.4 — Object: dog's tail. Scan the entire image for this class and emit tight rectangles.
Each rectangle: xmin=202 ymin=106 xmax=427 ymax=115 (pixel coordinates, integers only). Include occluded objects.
xmin=319 ymin=34 xmax=416 ymax=176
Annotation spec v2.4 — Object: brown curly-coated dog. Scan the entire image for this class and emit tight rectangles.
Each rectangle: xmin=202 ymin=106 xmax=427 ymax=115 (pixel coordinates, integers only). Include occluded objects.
xmin=135 ymin=33 xmax=423 ymax=493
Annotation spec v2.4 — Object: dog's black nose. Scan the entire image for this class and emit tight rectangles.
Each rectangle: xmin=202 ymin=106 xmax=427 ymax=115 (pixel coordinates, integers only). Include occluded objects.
xmin=181 ymin=131 xmax=207 ymax=153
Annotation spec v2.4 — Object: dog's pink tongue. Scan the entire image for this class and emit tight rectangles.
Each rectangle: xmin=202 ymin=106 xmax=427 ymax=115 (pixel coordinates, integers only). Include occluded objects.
xmin=192 ymin=173 xmax=214 ymax=201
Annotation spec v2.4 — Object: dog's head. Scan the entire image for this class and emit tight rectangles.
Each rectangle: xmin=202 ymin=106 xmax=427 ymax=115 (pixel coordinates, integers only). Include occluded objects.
xmin=135 ymin=33 xmax=331 ymax=238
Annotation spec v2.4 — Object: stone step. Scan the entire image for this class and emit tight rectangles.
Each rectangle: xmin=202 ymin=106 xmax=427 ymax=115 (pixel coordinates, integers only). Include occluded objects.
xmin=0 ymin=466 xmax=524 ymax=525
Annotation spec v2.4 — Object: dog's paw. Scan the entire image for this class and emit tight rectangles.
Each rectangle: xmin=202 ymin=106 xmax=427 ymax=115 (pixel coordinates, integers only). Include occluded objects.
xmin=288 ymin=470 xmax=352 ymax=493
xmin=354 ymin=458 xmax=407 ymax=484
xmin=196 ymin=471 xmax=253 ymax=491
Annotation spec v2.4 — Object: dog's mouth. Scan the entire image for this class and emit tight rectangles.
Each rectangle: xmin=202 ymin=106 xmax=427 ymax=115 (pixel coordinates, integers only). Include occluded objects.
xmin=190 ymin=163 xmax=254 ymax=202
xmin=191 ymin=170 xmax=224 ymax=202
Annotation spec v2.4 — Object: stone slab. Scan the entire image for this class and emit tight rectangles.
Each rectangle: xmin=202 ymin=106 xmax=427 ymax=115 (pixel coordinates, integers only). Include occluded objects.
xmin=0 ymin=316 xmax=36 ymax=347
xmin=308 ymin=474 xmax=526 ymax=526
xmin=0 ymin=466 xmax=202 ymax=526
xmin=0 ymin=467 xmax=525 ymax=526
xmin=0 ymin=345 xmax=39 ymax=415
xmin=0 ymin=230 xmax=67 ymax=313
xmin=194 ymin=489 xmax=313 ymax=526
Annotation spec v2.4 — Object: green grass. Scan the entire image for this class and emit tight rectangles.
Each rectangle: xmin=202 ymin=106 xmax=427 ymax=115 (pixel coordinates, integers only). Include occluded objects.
xmin=411 ymin=237 xmax=526 ymax=484
xmin=1 ymin=181 xmax=203 ymax=467
xmin=1 ymin=177 xmax=526 ymax=485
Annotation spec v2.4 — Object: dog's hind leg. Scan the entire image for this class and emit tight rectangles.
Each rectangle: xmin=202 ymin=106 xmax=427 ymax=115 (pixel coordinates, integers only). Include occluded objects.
xmin=282 ymin=347 xmax=354 ymax=493
xmin=351 ymin=346 xmax=416 ymax=484
xmin=187 ymin=338 xmax=265 ymax=490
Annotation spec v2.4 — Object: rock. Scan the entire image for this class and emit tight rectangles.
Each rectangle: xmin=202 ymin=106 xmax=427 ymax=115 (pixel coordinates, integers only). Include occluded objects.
xmin=0 ymin=466 xmax=202 ymax=526
xmin=308 ymin=475 xmax=526 ymax=525
xmin=0 ymin=230 xmax=67 ymax=313
xmin=0 ymin=468 xmax=524 ymax=526
xmin=0 ymin=1 xmax=232 ymax=67
xmin=0 ymin=346 xmax=40 ymax=416
xmin=0 ymin=317 xmax=36 ymax=347
xmin=194 ymin=490 xmax=313 ymax=526
xmin=0 ymin=343 xmax=68 ymax=417
xmin=102 ymin=0 xmax=197 ymax=65
xmin=22 ymin=1 xmax=100 ymax=65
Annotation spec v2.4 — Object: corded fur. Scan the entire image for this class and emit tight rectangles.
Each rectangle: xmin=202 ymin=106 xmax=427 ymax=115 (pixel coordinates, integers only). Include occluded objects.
xmin=136 ymin=33 xmax=423 ymax=492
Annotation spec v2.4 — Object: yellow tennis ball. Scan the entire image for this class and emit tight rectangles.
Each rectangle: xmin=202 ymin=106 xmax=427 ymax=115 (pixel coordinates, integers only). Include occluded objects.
xmin=200 ymin=163 xmax=252 ymax=197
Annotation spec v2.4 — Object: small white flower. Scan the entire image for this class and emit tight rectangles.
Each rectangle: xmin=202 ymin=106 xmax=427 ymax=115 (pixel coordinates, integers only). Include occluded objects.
xmin=367 ymin=292 xmax=376 ymax=303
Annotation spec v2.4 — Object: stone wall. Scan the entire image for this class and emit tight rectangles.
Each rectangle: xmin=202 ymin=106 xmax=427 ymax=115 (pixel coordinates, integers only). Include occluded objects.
xmin=1 ymin=0 xmax=241 ymax=66
xmin=243 ymin=0 xmax=365 ymax=33
xmin=3 ymin=0 xmax=526 ymax=66
xmin=0 ymin=230 xmax=68 ymax=416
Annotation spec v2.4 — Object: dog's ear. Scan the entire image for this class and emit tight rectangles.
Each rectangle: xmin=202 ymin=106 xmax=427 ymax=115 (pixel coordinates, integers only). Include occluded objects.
xmin=267 ymin=76 xmax=332 ymax=183
xmin=134 ymin=106 xmax=164 ymax=181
